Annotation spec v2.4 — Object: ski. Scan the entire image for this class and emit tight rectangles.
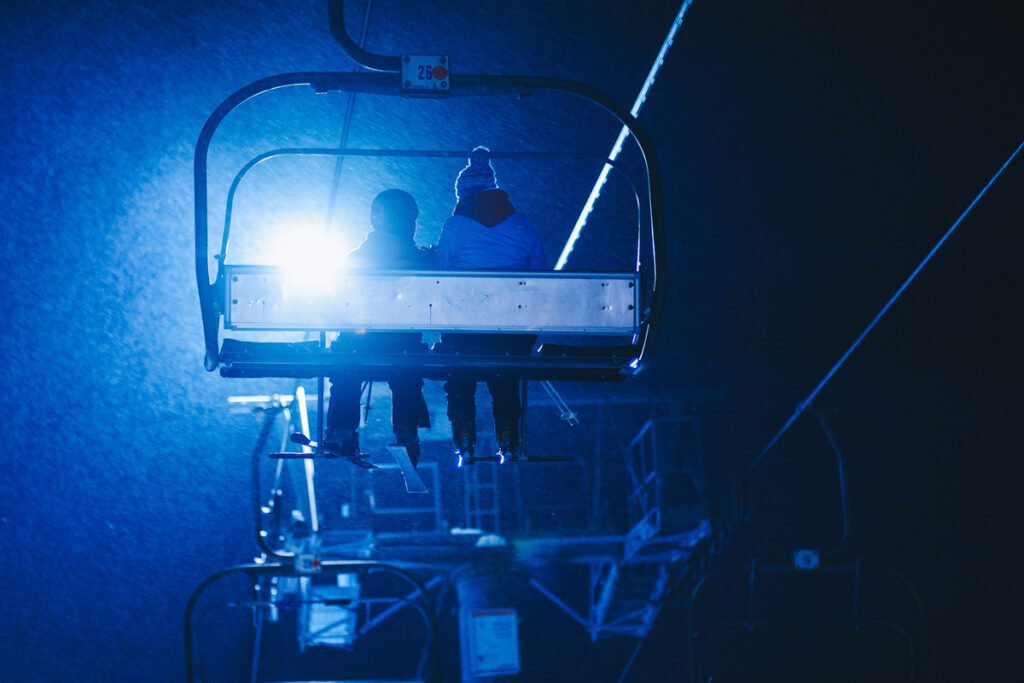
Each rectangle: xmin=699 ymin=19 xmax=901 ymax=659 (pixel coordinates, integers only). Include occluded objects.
xmin=271 ymin=433 xmax=378 ymax=469
xmin=385 ymin=444 xmax=428 ymax=494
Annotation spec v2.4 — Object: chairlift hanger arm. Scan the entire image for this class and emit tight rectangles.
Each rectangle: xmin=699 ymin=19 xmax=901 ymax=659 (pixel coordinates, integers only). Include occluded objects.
xmin=327 ymin=0 xmax=400 ymax=72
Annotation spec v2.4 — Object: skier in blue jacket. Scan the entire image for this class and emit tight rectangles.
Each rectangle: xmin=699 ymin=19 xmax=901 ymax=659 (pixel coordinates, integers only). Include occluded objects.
xmin=436 ymin=147 xmax=545 ymax=462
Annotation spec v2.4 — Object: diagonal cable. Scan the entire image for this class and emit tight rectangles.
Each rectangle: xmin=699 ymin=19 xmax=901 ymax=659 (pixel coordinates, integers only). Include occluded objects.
xmin=555 ymin=0 xmax=694 ymax=270
xmin=747 ymin=137 xmax=1024 ymax=474
xmin=324 ymin=0 xmax=375 ymax=230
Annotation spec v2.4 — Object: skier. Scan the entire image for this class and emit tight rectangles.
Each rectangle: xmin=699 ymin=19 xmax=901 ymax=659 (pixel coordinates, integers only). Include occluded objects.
xmin=436 ymin=146 xmax=546 ymax=462
xmin=324 ymin=189 xmax=433 ymax=466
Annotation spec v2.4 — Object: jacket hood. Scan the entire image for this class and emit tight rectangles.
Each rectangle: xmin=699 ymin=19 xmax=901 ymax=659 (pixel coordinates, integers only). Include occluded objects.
xmin=453 ymin=188 xmax=516 ymax=228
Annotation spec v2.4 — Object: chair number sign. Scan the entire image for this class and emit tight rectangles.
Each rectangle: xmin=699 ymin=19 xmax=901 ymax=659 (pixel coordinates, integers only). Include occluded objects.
xmin=402 ymin=55 xmax=450 ymax=92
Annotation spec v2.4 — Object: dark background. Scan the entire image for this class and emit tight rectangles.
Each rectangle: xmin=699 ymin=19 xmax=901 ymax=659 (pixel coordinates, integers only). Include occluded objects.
xmin=2 ymin=1 xmax=1021 ymax=680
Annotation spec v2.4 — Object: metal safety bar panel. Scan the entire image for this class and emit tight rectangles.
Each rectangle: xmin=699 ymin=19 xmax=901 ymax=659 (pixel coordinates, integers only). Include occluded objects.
xmin=225 ymin=266 xmax=639 ymax=334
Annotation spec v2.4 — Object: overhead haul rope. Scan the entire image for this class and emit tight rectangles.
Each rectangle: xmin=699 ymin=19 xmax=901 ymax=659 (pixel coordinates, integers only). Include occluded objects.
xmin=555 ymin=0 xmax=694 ymax=271
xmin=746 ymin=137 xmax=1024 ymax=474
xmin=324 ymin=0 xmax=375 ymax=230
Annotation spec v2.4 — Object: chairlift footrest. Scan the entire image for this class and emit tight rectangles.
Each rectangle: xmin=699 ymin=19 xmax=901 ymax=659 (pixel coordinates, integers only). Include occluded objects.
xmin=269 ymin=451 xmax=378 ymax=469
xmin=217 ymin=339 xmax=635 ymax=381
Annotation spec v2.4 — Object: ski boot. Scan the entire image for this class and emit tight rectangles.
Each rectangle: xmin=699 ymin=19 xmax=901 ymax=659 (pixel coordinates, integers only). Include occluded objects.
xmin=322 ymin=427 xmax=360 ymax=459
xmin=495 ymin=420 xmax=519 ymax=464
xmin=452 ymin=429 xmax=475 ymax=468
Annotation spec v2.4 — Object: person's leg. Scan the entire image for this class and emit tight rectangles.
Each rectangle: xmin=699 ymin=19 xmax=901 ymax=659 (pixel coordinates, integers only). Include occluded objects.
xmin=486 ymin=334 xmax=532 ymax=456
xmin=324 ymin=375 xmax=362 ymax=456
xmin=389 ymin=376 xmax=430 ymax=466
xmin=444 ymin=377 xmax=477 ymax=455
xmin=486 ymin=378 xmax=522 ymax=455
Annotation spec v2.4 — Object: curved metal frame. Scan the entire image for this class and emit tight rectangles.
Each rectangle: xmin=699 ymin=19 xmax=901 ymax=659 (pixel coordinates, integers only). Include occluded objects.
xmin=685 ymin=559 xmax=930 ymax=682
xmin=217 ymin=147 xmax=643 ymax=270
xmin=195 ymin=72 xmax=666 ymax=373
xmin=326 ymin=0 xmax=400 ymax=73
xmin=185 ymin=560 xmax=436 ymax=682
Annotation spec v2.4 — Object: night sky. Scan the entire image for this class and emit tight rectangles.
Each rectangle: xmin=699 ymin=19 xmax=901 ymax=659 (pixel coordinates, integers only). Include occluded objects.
xmin=2 ymin=1 xmax=1021 ymax=681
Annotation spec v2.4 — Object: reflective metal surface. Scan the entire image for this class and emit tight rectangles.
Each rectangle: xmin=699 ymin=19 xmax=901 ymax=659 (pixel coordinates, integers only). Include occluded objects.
xmin=225 ymin=267 xmax=639 ymax=334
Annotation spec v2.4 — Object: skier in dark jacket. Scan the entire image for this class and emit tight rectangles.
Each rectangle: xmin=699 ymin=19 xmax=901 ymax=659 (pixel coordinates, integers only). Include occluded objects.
xmin=436 ymin=147 xmax=546 ymax=463
xmin=324 ymin=189 xmax=433 ymax=465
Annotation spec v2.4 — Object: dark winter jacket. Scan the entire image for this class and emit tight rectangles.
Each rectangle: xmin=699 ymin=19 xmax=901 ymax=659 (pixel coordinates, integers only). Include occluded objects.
xmin=347 ymin=230 xmax=433 ymax=269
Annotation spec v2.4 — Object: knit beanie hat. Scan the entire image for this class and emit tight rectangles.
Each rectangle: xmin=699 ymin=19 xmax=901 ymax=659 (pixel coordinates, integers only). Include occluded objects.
xmin=455 ymin=146 xmax=498 ymax=201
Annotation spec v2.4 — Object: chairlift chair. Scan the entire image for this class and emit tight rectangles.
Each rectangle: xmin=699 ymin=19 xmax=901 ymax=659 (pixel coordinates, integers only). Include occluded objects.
xmin=195 ymin=75 xmax=665 ymax=381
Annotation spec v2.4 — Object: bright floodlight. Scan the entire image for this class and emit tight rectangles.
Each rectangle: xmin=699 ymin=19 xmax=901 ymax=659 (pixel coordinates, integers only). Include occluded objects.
xmin=262 ymin=221 xmax=352 ymax=290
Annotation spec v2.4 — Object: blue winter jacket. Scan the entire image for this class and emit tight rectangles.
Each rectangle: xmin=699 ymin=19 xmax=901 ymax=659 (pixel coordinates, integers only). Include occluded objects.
xmin=436 ymin=189 xmax=545 ymax=270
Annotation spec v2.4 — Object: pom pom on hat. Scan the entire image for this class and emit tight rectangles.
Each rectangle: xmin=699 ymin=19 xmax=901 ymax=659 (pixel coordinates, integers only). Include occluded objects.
xmin=455 ymin=146 xmax=498 ymax=201
xmin=468 ymin=146 xmax=490 ymax=164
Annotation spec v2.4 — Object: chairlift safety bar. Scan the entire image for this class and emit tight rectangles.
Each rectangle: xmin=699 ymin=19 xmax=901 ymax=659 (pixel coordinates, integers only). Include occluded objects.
xmin=225 ymin=266 xmax=639 ymax=334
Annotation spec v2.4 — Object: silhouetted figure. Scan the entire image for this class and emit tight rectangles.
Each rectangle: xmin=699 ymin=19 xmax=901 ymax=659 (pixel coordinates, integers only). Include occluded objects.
xmin=324 ymin=189 xmax=433 ymax=465
xmin=436 ymin=147 xmax=545 ymax=462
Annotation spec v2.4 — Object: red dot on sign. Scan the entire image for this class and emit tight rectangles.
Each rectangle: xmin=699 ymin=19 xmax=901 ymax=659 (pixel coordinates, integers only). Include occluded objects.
xmin=432 ymin=65 xmax=448 ymax=80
